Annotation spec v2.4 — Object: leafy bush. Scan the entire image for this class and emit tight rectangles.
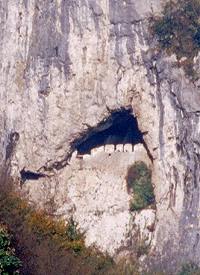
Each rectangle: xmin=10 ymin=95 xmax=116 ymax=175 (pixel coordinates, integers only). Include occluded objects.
xmin=150 ymin=0 xmax=200 ymax=80
xmin=0 ymin=226 xmax=21 ymax=275
xmin=126 ymin=162 xmax=155 ymax=211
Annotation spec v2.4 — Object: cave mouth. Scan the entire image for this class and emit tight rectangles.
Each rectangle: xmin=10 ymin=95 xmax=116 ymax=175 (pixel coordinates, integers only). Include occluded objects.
xmin=73 ymin=109 xmax=144 ymax=155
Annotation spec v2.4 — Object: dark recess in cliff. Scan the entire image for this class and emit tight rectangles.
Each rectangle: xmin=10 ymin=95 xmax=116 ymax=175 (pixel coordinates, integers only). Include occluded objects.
xmin=73 ymin=109 xmax=144 ymax=155
xmin=20 ymin=168 xmax=46 ymax=183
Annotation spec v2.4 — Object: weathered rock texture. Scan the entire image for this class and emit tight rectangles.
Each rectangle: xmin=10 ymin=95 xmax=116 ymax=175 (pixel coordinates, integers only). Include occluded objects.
xmin=1 ymin=0 xmax=200 ymax=272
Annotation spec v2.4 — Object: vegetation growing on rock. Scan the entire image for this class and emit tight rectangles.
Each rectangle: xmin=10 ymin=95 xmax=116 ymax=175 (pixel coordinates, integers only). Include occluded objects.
xmin=0 ymin=225 xmax=21 ymax=275
xmin=150 ymin=0 xmax=200 ymax=80
xmin=0 ymin=183 xmax=200 ymax=274
xmin=126 ymin=162 xmax=155 ymax=211
xmin=0 ymin=191 xmax=122 ymax=275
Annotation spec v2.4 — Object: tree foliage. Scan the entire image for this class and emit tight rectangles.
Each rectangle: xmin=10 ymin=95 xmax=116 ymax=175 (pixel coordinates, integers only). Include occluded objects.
xmin=126 ymin=162 xmax=155 ymax=211
xmin=0 ymin=226 xmax=21 ymax=275
xmin=150 ymin=0 xmax=200 ymax=79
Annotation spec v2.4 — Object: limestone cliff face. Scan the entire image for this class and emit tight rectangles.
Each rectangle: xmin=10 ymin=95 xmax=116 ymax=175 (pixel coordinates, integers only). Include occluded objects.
xmin=1 ymin=0 xmax=200 ymax=272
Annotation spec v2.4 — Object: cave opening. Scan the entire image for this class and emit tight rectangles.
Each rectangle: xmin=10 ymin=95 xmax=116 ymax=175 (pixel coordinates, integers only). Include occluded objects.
xmin=74 ymin=109 xmax=144 ymax=155
xmin=20 ymin=168 xmax=46 ymax=183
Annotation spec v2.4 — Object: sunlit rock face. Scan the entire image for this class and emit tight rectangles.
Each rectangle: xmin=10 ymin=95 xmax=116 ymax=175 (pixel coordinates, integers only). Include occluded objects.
xmin=1 ymin=0 xmax=200 ymax=272
xmin=63 ymin=142 xmax=153 ymax=256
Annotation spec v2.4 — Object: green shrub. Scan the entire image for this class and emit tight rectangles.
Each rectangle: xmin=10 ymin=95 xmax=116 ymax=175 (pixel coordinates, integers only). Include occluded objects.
xmin=150 ymin=0 xmax=200 ymax=80
xmin=126 ymin=162 xmax=155 ymax=211
xmin=0 ymin=226 xmax=21 ymax=275
xmin=66 ymin=217 xmax=82 ymax=242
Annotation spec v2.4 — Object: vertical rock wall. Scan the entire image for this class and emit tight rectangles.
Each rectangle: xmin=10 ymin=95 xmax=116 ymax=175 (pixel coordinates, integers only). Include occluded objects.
xmin=1 ymin=0 xmax=200 ymax=272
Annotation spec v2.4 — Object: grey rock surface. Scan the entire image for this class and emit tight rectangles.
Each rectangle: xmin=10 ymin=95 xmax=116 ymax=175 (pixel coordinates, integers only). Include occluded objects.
xmin=1 ymin=0 xmax=200 ymax=272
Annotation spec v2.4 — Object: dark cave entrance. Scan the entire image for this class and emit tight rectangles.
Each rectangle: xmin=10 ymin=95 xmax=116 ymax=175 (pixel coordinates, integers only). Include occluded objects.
xmin=73 ymin=109 xmax=144 ymax=155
